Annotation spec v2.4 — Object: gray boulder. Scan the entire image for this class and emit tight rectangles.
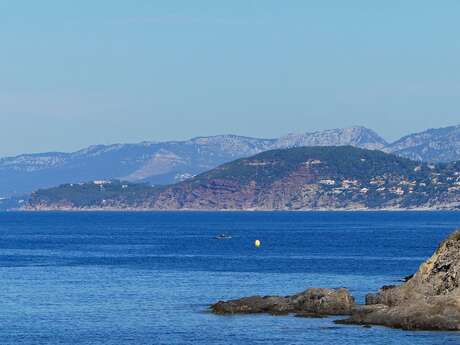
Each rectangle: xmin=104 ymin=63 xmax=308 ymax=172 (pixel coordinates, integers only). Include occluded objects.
xmin=211 ymin=288 xmax=355 ymax=316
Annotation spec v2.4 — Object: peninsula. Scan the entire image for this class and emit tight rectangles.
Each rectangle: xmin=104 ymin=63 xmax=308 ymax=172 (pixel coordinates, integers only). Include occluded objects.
xmin=25 ymin=146 xmax=460 ymax=211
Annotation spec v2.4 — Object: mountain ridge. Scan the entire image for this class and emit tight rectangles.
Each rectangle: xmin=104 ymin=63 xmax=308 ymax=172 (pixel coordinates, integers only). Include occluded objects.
xmin=0 ymin=127 xmax=382 ymax=197
xmin=2 ymin=124 xmax=460 ymax=198
xmin=384 ymin=124 xmax=460 ymax=162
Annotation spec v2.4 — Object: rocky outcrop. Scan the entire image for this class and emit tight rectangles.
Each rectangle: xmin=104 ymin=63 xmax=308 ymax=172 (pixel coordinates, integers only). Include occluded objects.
xmin=338 ymin=229 xmax=460 ymax=330
xmin=211 ymin=288 xmax=355 ymax=317
xmin=337 ymin=299 xmax=460 ymax=330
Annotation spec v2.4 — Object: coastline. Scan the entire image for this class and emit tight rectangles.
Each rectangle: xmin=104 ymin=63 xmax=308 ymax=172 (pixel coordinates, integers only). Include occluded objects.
xmin=16 ymin=205 xmax=460 ymax=212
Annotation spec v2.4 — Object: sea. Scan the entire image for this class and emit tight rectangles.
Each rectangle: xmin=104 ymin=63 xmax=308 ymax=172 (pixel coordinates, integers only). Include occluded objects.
xmin=0 ymin=211 xmax=460 ymax=345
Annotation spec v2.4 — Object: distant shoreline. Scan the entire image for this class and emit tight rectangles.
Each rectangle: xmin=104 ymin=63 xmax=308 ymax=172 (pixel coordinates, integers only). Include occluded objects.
xmin=16 ymin=206 xmax=460 ymax=212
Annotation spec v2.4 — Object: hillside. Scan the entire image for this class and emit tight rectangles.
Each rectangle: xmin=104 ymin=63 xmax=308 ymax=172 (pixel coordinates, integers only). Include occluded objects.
xmin=26 ymin=146 xmax=460 ymax=211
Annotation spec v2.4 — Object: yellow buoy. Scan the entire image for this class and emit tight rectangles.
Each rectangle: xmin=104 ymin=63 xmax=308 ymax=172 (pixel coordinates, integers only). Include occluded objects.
xmin=255 ymin=239 xmax=261 ymax=248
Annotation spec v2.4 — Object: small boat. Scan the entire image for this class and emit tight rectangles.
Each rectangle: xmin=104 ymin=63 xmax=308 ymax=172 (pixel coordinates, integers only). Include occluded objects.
xmin=215 ymin=234 xmax=232 ymax=240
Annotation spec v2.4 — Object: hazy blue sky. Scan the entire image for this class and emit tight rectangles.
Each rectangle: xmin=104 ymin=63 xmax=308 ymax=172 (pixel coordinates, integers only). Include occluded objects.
xmin=1 ymin=1 xmax=459 ymax=156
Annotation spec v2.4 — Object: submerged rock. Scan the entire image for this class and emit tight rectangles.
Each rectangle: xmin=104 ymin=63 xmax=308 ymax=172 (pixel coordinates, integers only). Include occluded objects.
xmin=338 ymin=229 xmax=460 ymax=330
xmin=211 ymin=288 xmax=355 ymax=316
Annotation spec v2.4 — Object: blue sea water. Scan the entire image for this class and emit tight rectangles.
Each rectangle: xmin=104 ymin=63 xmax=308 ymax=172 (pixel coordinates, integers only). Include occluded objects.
xmin=0 ymin=212 xmax=460 ymax=344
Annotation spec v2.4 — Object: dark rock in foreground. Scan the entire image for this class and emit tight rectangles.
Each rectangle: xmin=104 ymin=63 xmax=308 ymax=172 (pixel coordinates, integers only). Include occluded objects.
xmin=211 ymin=288 xmax=355 ymax=317
xmin=337 ymin=229 xmax=460 ymax=330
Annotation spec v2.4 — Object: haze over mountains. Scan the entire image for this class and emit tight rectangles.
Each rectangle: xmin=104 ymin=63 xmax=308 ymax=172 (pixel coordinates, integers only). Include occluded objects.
xmin=1 ymin=124 xmax=460 ymax=198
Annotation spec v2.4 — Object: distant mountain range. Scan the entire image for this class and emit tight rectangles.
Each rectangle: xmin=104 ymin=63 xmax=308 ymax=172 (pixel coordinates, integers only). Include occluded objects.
xmin=383 ymin=125 xmax=460 ymax=162
xmin=26 ymin=146 xmax=460 ymax=211
xmin=2 ymin=124 xmax=460 ymax=198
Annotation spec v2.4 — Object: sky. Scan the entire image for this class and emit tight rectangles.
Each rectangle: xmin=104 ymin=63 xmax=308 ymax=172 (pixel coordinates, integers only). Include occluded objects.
xmin=1 ymin=1 xmax=459 ymax=156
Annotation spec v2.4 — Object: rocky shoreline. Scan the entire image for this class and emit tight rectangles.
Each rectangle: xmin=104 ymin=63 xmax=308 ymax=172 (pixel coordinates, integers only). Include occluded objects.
xmin=211 ymin=228 xmax=460 ymax=331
